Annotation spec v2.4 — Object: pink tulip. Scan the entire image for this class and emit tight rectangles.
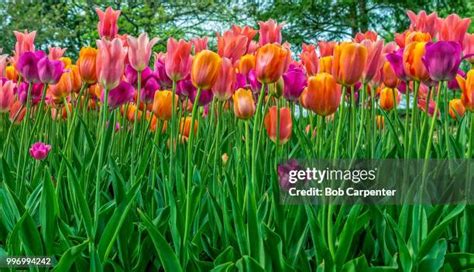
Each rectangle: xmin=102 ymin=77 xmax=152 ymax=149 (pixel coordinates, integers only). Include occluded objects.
xmin=0 ymin=80 xmax=15 ymax=112
xmin=191 ymin=37 xmax=208 ymax=54
xmin=354 ymin=31 xmax=378 ymax=42
xmin=230 ymin=25 xmax=257 ymax=50
xmin=96 ymin=7 xmax=121 ymax=39
xmin=48 ymin=47 xmax=67 ymax=60
xmin=96 ymin=38 xmax=127 ymax=90
xmin=258 ymin=19 xmax=283 ymax=46
xmin=300 ymin=44 xmax=318 ymax=76
xmin=383 ymin=42 xmax=399 ymax=54
xmin=361 ymin=39 xmax=384 ymax=82
xmin=438 ymin=13 xmax=471 ymax=45
xmin=0 ymin=55 xmax=8 ymax=77
xmin=318 ymin=41 xmax=336 ymax=57
xmin=212 ymin=57 xmax=235 ymax=101
xmin=217 ymin=30 xmax=248 ymax=64
xmin=13 ymin=30 xmax=36 ymax=63
xmin=247 ymin=41 xmax=259 ymax=54
xmin=127 ymin=33 xmax=159 ymax=71
xmin=165 ymin=38 xmax=192 ymax=82
xmin=463 ymin=33 xmax=474 ymax=63
xmin=29 ymin=142 xmax=51 ymax=160
xmin=406 ymin=10 xmax=440 ymax=38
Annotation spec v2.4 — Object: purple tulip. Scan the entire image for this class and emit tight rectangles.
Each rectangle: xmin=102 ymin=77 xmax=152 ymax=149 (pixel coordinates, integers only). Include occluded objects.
xmin=154 ymin=56 xmax=173 ymax=89
xmin=282 ymin=64 xmax=307 ymax=101
xmin=422 ymin=41 xmax=462 ymax=82
xmin=18 ymin=82 xmax=44 ymax=105
xmin=234 ymin=73 xmax=247 ymax=89
xmin=248 ymin=69 xmax=262 ymax=93
xmin=125 ymin=64 xmax=152 ymax=86
xmin=29 ymin=142 xmax=51 ymax=160
xmin=189 ymin=88 xmax=213 ymax=106
xmin=141 ymin=75 xmax=160 ymax=103
xmin=386 ymin=48 xmax=408 ymax=81
xmin=106 ymin=81 xmax=135 ymax=109
xmin=278 ymin=160 xmax=303 ymax=191
xmin=38 ymin=57 xmax=64 ymax=84
xmin=16 ymin=51 xmax=46 ymax=83
xmin=177 ymin=76 xmax=194 ymax=97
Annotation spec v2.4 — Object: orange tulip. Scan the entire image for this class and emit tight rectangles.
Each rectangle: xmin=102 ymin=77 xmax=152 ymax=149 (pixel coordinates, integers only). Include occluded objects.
xmin=382 ymin=61 xmax=400 ymax=88
xmin=69 ymin=64 xmax=82 ymax=93
xmin=60 ymin=57 xmax=72 ymax=68
xmin=449 ymin=98 xmax=466 ymax=119
xmin=191 ymin=50 xmax=222 ymax=90
xmin=9 ymin=100 xmax=25 ymax=124
xmin=332 ymin=42 xmax=368 ymax=86
xmin=264 ymin=106 xmax=292 ymax=144
xmin=255 ymin=43 xmax=291 ymax=84
xmin=405 ymin=31 xmax=431 ymax=45
xmin=457 ymin=70 xmax=474 ymax=111
xmin=301 ymin=73 xmax=341 ymax=116
xmin=238 ymin=54 xmax=255 ymax=75
xmin=403 ymin=42 xmax=429 ymax=82
xmin=376 ymin=115 xmax=385 ymax=129
xmin=6 ymin=65 xmax=18 ymax=81
xmin=232 ymin=88 xmax=255 ymax=119
xmin=150 ymin=116 xmax=168 ymax=133
xmin=77 ymin=47 xmax=98 ymax=84
xmin=152 ymin=90 xmax=178 ymax=120
xmin=379 ymin=87 xmax=400 ymax=111
xmin=51 ymin=103 xmax=73 ymax=120
xmin=48 ymin=71 xmax=73 ymax=104
xmin=179 ymin=116 xmax=198 ymax=138
xmin=126 ymin=105 xmax=143 ymax=123
xmin=319 ymin=56 xmax=333 ymax=74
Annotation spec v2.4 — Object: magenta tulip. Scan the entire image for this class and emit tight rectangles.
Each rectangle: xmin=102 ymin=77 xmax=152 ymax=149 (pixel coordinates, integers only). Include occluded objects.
xmin=29 ymin=142 xmax=51 ymax=160
xmin=282 ymin=64 xmax=306 ymax=101
xmin=38 ymin=57 xmax=64 ymax=84
xmin=422 ymin=41 xmax=462 ymax=82
xmin=106 ymin=81 xmax=135 ymax=109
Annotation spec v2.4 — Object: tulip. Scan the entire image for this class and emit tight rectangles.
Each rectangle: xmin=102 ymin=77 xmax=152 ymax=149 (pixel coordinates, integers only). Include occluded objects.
xmin=48 ymin=47 xmax=66 ymax=60
xmin=332 ymin=42 xmax=368 ymax=86
xmin=191 ymin=50 xmax=221 ymax=90
xmin=406 ymin=10 xmax=440 ymax=38
xmin=386 ymin=48 xmax=407 ymax=81
xmin=438 ymin=13 xmax=471 ymax=45
xmin=0 ymin=55 xmax=8 ymax=77
xmin=16 ymin=51 xmax=45 ymax=83
xmin=449 ymin=98 xmax=466 ymax=119
xmin=233 ymin=88 xmax=255 ymax=119
xmin=5 ymin=66 xmax=18 ymax=82
xmin=179 ymin=116 xmax=198 ymax=138
xmin=382 ymin=61 xmax=400 ymax=88
xmin=403 ymin=42 xmax=429 ymax=82
xmin=191 ymin=37 xmax=208 ymax=54
xmin=247 ymin=41 xmax=259 ymax=54
xmin=264 ymin=106 xmax=292 ymax=144
xmin=238 ymin=54 xmax=255 ymax=75
xmin=18 ymin=82 xmax=43 ymax=106
xmin=106 ymin=81 xmax=134 ymax=109
xmin=9 ymin=100 xmax=26 ymax=123
xmin=301 ymin=73 xmax=341 ymax=116
xmin=77 ymin=47 xmax=98 ymax=84
xmin=405 ymin=31 xmax=432 ymax=45
xmin=48 ymin=71 xmax=72 ymax=104
xmin=60 ymin=57 xmax=72 ymax=67
xmin=361 ymin=39 xmax=384 ymax=82
xmin=0 ymin=80 xmax=15 ymax=112
xmin=125 ymin=65 xmax=152 ymax=86
xmin=379 ymin=87 xmax=400 ymax=111
xmin=13 ymin=30 xmax=36 ymax=63
xmin=258 ymin=19 xmax=283 ymax=46
xmin=127 ymin=33 xmax=159 ymax=71
xmin=125 ymin=105 xmax=142 ymax=123
xmin=230 ymin=25 xmax=257 ymax=50
xmin=300 ymin=44 xmax=318 ymax=76
xmin=142 ymin=75 xmax=160 ymax=103
xmin=376 ymin=115 xmax=385 ymax=129
xmin=96 ymin=38 xmax=127 ymax=90
xmin=463 ymin=34 xmax=474 ymax=64
xmin=189 ymin=87 xmax=213 ymax=106
xmin=217 ymin=31 xmax=248 ymax=64
xmin=422 ymin=41 xmax=462 ymax=82
xmin=282 ymin=64 xmax=306 ymax=101
xmin=354 ymin=30 xmax=378 ymax=42
xmin=448 ymin=70 xmax=466 ymax=90
xmin=318 ymin=41 xmax=336 ymax=57
xmin=96 ymin=7 xmax=120 ymax=39
xmin=394 ymin=31 xmax=407 ymax=48
xmin=176 ymin=76 xmax=194 ymax=97
xmin=165 ymin=38 xmax=192 ymax=82
xmin=29 ymin=142 xmax=51 ymax=160
xmin=38 ymin=57 xmax=64 ymax=84
xmin=319 ymin=56 xmax=333 ymax=74
xmin=383 ymin=42 xmax=399 ymax=54
xmin=255 ymin=43 xmax=291 ymax=84
xmin=457 ymin=70 xmax=474 ymax=111
xmin=417 ymin=97 xmax=438 ymax=117
xmin=212 ymin=57 xmax=235 ymax=100
xmin=152 ymin=90 xmax=178 ymax=120
xmin=154 ymin=52 xmax=173 ymax=89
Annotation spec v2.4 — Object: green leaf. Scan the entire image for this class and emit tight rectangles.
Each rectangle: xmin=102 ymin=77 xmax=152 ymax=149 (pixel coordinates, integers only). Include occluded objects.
xmin=138 ymin=209 xmax=183 ymax=272
xmin=17 ymin=211 xmax=43 ymax=255
xmin=40 ymin=167 xmax=58 ymax=255
xmin=417 ymin=239 xmax=447 ymax=272
xmin=52 ymin=240 xmax=89 ymax=272
xmin=444 ymin=253 xmax=474 ymax=271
